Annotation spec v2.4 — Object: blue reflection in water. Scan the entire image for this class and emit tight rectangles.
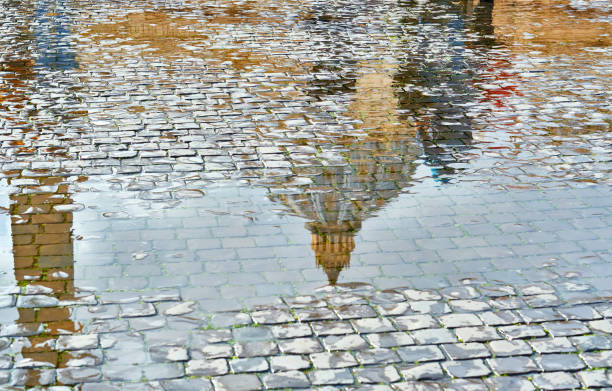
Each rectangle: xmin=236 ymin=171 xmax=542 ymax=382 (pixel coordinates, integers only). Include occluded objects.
xmin=33 ymin=0 xmax=77 ymax=71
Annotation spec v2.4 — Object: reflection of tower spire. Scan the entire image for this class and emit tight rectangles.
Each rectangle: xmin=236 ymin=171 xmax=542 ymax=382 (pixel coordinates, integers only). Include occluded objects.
xmin=307 ymin=221 xmax=361 ymax=285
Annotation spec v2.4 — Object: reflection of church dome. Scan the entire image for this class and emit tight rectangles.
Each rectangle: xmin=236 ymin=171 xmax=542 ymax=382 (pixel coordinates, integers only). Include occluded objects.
xmin=269 ymin=133 xmax=420 ymax=284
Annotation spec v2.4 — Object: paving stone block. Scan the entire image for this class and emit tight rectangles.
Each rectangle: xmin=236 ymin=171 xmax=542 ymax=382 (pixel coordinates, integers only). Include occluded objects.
xmin=518 ymin=308 xmax=563 ymax=323
xmin=311 ymin=352 xmax=357 ymax=369
xmin=56 ymin=367 xmax=102 ymax=384
xmin=441 ymin=343 xmax=490 ymax=360
xmin=498 ymin=325 xmax=546 ymax=340
xmin=322 ymin=334 xmax=369 ymax=351
xmin=478 ymin=310 xmax=521 ymax=326
xmin=488 ymin=339 xmax=533 ymax=356
xmin=210 ymin=312 xmax=252 ymax=328
xmin=295 ymin=308 xmax=338 ymax=322
xmin=278 ymin=337 xmax=324 ymax=354
xmin=160 ymin=378 xmax=213 ymax=391
xmin=269 ymin=355 xmax=310 ymax=372
xmin=193 ymin=343 xmax=233 ymax=359
xmin=345 ymin=385 xmax=394 ymax=391
xmin=235 ymin=341 xmax=278 ymax=357
xmin=410 ymin=301 xmax=451 ymax=315
xmin=455 ymin=326 xmax=500 ymax=342
xmin=250 ymin=309 xmax=294 ymax=324
xmin=375 ymin=302 xmax=411 ymax=316
xmin=308 ymin=368 xmax=354 ymax=386
xmin=57 ymin=335 xmax=99 ymax=351
xmin=542 ymin=320 xmax=590 ymax=337
xmin=541 ymin=353 xmax=583 ymax=375
xmin=262 ymin=370 xmax=310 ymax=389
xmin=590 ymin=319 xmax=612 ymax=334
xmin=580 ymin=350 xmax=612 ymax=368
xmin=212 ymin=374 xmax=262 ymax=391
xmin=439 ymin=314 xmax=482 ymax=328
xmin=489 ymin=296 xmax=525 ymax=310
xmin=393 ymin=380 xmax=443 ymax=390
xmin=229 ymin=357 xmax=269 ymax=373
xmin=570 ymin=334 xmax=612 ymax=351
xmin=311 ymin=321 xmax=354 ymax=336
xmin=351 ymin=318 xmax=395 ymax=333
xmin=270 ymin=323 xmax=312 ymax=339
xmin=442 ymin=378 xmax=488 ymax=390
xmin=487 ymin=356 xmax=539 ymax=375
xmin=412 ymin=328 xmax=457 ymax=344
xmin=119 ymin=302 xmax=156 ymax=318
xmin=365 ymin=332 xmax=414 ymax=348
xmin=354 ymin=365 xmax=401 ymax=383
xmin=531 ymin=372 xmax=580 ymax=390
xmin=143 ymin=363 xmax=185 ymax=380
xmin=449 ymin=299 xmax=490 ymax=312
xmin=232 ymin=326 xmax=273 ymax=341
xmin=400 ymin=363 xmax=444 ymax=381
xmin=393 ymin=315 xmax=438 ymax=331
xmin=558 ymin=305 xmax=603 ymax=321
xmin=524 ymin=294 xmax=563 ymax=308
xmin=396 ymin=345 xmax=444 ymax=363
xmin=441 ymin=286 xmax=480 ymax=300
xmin=520 ymin=284 xmax=555 ymax=296
xmin=335 ymin=305 xmax=377 ymax=319
xmin=149 ymin=345 xmax=189 ymax=362
xmin=528 ymin=337 xmax=576 ymax=353
xmin=402 ymin=290 xmax=442 ymax=301
xmin=192 ymin=330 xmax=232 ymax=344
xmin=185 ymin=359 xmax=228 ymax=376
xmin=442 ymin=359 xmax=491 ymax=378
xmin=479 ymin=285 xmax=516 ymax=298
xmin=576 ymin=369 xmax=612 ymax=388
xmin=484 ymin=376 xmax=535 ymax=391
xmin=355 ymin=348 xmax=400 ymax=365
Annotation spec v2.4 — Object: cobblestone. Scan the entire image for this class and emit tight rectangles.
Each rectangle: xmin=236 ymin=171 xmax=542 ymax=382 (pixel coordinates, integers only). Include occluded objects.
xmin=0 ymin=0 xmax=611 ymax=387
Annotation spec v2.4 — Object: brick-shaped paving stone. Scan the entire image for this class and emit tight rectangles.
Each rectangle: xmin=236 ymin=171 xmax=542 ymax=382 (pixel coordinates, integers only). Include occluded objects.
xmin=487 ymin=356 xmax=539 ymax=375
xmin=311 ymin=351 xmax=358 ymax=369
xmin=354 ymin=365 xmax=401 ymax=383
xmin=531 ymin=372 xmax=580 ymax=390
xmin=442 ymin=359 xmax=491 ymax=378
xmin=535 ymin=353 xmax=586 ymax=372
xmin=441 ymin=343 xmax=490 ymax=360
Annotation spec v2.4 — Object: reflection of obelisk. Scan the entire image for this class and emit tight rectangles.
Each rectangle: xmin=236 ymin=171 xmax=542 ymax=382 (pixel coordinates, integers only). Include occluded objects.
xmin=9 ymin=174 xmax=78 ymax=386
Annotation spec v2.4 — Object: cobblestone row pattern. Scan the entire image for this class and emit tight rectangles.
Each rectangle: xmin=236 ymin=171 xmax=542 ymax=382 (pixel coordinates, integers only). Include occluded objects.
xmin=0 ymin=0 xmax=610 ymax=192
xmin=1 ymin=283 xmax=612 ymax=389
xmin=1 ymin=0 xmax=611 ymax=388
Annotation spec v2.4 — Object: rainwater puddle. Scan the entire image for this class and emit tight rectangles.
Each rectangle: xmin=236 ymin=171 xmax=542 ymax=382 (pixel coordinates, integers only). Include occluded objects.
xmin=0 ymin=0 xmax=610 ymax=384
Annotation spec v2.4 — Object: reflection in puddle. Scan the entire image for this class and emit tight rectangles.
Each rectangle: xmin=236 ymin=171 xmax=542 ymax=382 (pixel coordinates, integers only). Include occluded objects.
xmin=5 ymin=173 xmax=85 ymax=386
xmin=0 ymin=0 xmax=610 ymax=385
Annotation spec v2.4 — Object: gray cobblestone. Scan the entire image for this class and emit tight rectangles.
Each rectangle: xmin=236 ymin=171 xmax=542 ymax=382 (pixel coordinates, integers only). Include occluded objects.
xmin=311 ymin=352 xmax=357 ymax=369
xmin=487 ymin=357 xmax=539 ymax=375
xmin=400 ymin=363 xmax=444 ymax=381
xmin=531 ymin=372 xmax=580 ymax=390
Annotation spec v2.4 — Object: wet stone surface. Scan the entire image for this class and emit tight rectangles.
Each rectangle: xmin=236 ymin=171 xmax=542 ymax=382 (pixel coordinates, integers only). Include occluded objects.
xmin=0 ymin=0 xmax=611 ymax=387
xmin=0 ymin=284 xmax=610 ymax=388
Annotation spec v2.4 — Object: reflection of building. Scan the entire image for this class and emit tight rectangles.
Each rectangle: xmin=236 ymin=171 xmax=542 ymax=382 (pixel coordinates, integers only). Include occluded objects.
xmin=264 ymin=0 xmax=498 ymax=285
xmin=491 ymin=0 xmax=611 ymax=54
xmin=268 ymin=62 xmax=421 ymax=285
xmin=9 ymin=174 xmax=79 ymax=386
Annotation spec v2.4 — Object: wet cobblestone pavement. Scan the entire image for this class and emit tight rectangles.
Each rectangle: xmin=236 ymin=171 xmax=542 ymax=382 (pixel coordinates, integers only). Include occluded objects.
xmin=0 ymin=0 xmax=611 ymax=388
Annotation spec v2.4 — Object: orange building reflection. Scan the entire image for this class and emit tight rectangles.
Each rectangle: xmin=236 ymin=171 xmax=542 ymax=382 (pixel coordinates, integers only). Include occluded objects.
xmin=491 ymin=0 xmax=611 ymax=53
xmin=8 ymin=173 xmax=81 ymax=386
